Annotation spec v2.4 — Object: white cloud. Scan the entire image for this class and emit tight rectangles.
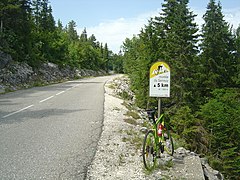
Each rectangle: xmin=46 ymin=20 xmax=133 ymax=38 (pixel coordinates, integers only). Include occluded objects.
xmin=78 ymin=7 xmax=240 ymax=53
xmin=193 ymin=7 xmax=240 ymax=30
xmin=78 ymin=10 xmax=159 ymax=53
xmin=223 ymin=8 xmax=240 ymax=29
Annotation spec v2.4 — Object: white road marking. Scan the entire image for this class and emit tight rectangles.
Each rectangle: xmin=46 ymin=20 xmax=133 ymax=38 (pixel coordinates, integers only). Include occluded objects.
xmin=66 ymin=87 xmax=73 ymax=91
xmin=2 ymin=105 xmax=34 ymax=118
xmin=56 ymin=91 xmax=65 ymax=96
xmin=2 ymin=83 xmax=80 ymax=118
xmin=39 ymin=96 xmax=54 ymax=103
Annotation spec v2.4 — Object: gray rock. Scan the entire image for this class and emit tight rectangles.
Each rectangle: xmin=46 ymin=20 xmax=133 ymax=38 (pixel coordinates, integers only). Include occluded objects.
xmin=0 ymin=51 xmax=13 ymax=69
xmin=0 ymin=59 xmax=106 ymax=93
xmin=184 ymin=156 xmax=205 ymax=180
xmin=201 ymin=158 xmax=224 ymax=180
xmin=175 ymin=147 xmax=188 ymax=156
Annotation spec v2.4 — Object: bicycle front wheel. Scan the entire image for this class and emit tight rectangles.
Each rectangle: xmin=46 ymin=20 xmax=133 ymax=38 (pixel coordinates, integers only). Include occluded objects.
xmin=142 ymin=130 xmax=156 ymax=170
xmin=164 ymin=127 xmax=174 ymax=156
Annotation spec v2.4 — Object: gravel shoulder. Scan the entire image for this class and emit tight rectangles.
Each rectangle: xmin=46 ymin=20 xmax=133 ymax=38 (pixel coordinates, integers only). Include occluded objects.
xmin=86 ymin=74 xmax=146 ymax=179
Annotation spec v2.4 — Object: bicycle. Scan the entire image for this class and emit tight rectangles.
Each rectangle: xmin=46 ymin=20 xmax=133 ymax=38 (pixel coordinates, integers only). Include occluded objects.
xmin=142 ymin=109 xmax=174 ymax=170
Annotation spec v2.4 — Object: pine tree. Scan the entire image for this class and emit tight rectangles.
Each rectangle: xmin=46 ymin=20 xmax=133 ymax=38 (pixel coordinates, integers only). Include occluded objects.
xmin=234 ymin=25 xmax=240 ymax=86
xmin=18 ymin=0 xmax=33 ymax=61
xmin=103 ymin=43 xmax=109 ymax=72
xmin=200 ymin=88 xmax=240 ymax=178
xmin=123 ymin=0 xmax=199 ymax=108
xmin=88 ymin=34 xmax=98 ymax=48
xmin=0 ymin=0 xmax=33 ymax=61
xmin=123 ymin=38 xmax=150 ymax=108
xmin=67 ymin=20 xmax=78 ymax=41
xmin=80 ymin=27 xmax=87 ymax=42
xmin=200 ymin=0 xmax=235 ymax=92
xmin=39 ymin=2 xmax=55 ymax=32
xmin=155 ymin=0 xmax=199 ymax=106
xmin=32 ymin=0 xmax=41 ymax=28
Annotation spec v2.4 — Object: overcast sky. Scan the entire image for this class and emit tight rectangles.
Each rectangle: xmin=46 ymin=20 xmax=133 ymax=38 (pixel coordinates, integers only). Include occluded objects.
xmin=50 ymin=0 xmax=240 ymax=53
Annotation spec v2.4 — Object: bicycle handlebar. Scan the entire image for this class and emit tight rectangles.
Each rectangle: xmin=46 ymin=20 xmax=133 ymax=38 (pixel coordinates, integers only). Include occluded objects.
xmin=146 ymin=109 xmax=156 ymax=124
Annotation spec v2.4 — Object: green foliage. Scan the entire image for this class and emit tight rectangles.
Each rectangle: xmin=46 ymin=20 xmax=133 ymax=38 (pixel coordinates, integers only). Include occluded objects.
xmin=122 ymin=36 xmax=154 ymax=108
xmin=122 ymin=0 xmax=240 ymax=178
xmin=0 ymin=0 xmax=123 ymax=72
xmin=123 ymin=0 xmax=199 ymax=109
xmin=199 ymin=88 xmax=240 ymax=178
xmin=124 ymin=111 xmax=141 ymax=120
xmin=234 ymin=25 xmax=240 ymax=86
xmin=200 ymin=0 xmax=237 ymax=92
xmin=171 ymin=106 xmax=208 ymax=153
xmin=1 ymin=0 xmax=239 ymax=177
xmin=118 ymin=90 xmax=132 ymax=100
xmin=0 ymin=0 xmax=33 ymax=61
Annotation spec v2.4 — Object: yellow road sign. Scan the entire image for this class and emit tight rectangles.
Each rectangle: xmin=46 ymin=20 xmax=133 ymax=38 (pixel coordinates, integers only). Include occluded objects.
xmin=149 ymin=61 xmax=170 ymax=97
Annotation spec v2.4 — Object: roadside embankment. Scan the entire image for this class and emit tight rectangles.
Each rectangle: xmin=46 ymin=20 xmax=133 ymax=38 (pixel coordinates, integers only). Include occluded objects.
xmin=0 ymin=57 xmax=106 ymax=93
xmin=86 ymin=75 xmax=223 ymax=180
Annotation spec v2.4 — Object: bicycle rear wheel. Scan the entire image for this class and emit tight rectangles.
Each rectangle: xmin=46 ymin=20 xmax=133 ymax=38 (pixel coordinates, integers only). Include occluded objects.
xmin=142 ymin=130 xmax=156 ymax=170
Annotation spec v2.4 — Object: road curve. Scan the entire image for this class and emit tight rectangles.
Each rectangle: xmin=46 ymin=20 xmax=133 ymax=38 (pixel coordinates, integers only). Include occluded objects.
xmin=0 ymin=76 xmax=113 ymax=179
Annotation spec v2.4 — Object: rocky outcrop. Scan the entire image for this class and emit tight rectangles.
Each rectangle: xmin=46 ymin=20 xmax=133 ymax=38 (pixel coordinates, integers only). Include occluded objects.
xmin=0 ymin=51 xmax=13 ymax=69
xmin=0 ymin=54 xmax=106 ymax=93
xmin=201 ymin=158 xmax=224 ymax=180
xmin=0 ymin=62 xmax=34 ymax=91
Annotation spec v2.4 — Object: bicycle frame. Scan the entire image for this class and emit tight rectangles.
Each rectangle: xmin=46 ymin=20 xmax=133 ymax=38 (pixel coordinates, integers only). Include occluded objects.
xmin=151 ymin=114 xmax=169 ymax=154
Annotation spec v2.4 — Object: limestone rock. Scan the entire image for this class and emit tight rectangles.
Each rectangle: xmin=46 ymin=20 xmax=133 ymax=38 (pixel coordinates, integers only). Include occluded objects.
xmin=0 ymin=51 xmax=13 ymax=69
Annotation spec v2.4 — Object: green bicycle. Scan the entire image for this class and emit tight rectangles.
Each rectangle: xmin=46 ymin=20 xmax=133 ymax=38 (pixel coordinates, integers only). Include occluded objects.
xmin=142 ymin=109 xmax=174 ymax=170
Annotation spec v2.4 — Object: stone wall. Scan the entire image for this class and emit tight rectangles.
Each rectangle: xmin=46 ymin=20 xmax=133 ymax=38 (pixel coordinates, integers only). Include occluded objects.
xmin=0 ymin=52 xmax=106 ymax=93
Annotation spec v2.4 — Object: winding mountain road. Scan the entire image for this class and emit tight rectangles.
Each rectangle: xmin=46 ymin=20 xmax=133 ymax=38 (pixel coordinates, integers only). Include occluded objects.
xmin=0 ymin=76 xmax=112 ymax=179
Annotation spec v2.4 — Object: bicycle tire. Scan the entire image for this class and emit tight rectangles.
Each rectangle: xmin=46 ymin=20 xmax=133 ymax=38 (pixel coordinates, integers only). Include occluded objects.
xmin=164 ymin=126 xmax=174 ymax=156
xmin=142 ymin=130 xmax=156 ymax=170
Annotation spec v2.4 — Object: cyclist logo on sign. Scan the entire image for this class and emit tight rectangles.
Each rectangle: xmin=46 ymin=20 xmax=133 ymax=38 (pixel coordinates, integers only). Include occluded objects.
xmin=152 ymin=65 xmax=169 ymax=76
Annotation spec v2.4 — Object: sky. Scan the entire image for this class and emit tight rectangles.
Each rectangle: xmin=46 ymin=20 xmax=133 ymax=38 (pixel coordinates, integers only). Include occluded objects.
xmin=50 ymin=0 xmax=240 ymax=53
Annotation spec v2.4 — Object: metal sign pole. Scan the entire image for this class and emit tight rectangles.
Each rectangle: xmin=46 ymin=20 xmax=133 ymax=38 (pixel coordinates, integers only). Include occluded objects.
xmin=158 ymin=98 xmax=161 ymax=118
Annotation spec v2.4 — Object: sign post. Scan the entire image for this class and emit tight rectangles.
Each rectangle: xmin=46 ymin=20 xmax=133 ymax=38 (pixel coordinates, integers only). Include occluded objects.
xmin=149 ymin=61 xmax=170 ymax=118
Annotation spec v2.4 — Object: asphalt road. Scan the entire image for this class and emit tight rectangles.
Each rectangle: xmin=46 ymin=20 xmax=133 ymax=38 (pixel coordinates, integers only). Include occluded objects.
xmin=0 ymin=76 xmax=112 ymax=179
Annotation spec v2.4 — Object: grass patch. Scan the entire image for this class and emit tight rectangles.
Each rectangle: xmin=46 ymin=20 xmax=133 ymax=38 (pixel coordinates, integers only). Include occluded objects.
xmin=124 ymin=111 xmax=141 ymax=119
xmin=118 ymin=90 xmax=132 ymax=100
xmin=122 ymin=137 xmax=128 ymax=142
xmin=131 ymin=134 xmax=143 ymax=149
xmin=171 ymin=133 xmax=187 ymax=150
xmin=121 ymin=129 xmax=143 ymax=150
xmin=3 ymin=87 xmax=13 ymax=93
xmin=124 ymin=118 xmax=138 ymax=126
xmin=164 ymin=159 xmax=174 ymax=168
xmin=107 ymin=83 xmax=116 ymax=89
xmin=141 ymin=120 xmax=151 ymax=129
xmin=143 ymin=167 xmax=156 ymax=175
xmin=122 ymin=101 xmax=133 ymax=111
xmin=32 ymin=81 xmax=45 ymax=87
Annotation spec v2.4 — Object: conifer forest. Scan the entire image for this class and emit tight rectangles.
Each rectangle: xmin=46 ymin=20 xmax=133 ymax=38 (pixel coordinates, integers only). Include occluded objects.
xmin=0 ymin=0 xmax=239 ymax=179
